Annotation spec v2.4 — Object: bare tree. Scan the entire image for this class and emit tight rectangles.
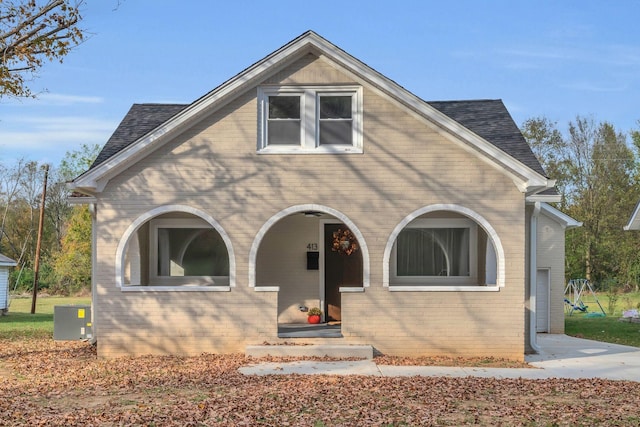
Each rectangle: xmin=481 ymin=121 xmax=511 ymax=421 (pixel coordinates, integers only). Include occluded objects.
xmin=0 ymin=0 xmax=84 ymax=98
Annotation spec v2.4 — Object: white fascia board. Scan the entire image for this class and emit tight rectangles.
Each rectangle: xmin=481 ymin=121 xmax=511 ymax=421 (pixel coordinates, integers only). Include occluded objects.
xmin=72 ymin=31 xmax=551 ymax=194
xmin=525 ymin=192 xmax=562 ymax=204
xmin=67 ymin=195 xmax=97 ymax=205
xmin=539 ymin=203 xmax=582 ymax=229
xmin=624 ymin=199 xmax=640 ymax=230
xmin=312 ymin=38 xmax=551 ymax=192
xmin=72 ymin=34 xmax=319 ymax=193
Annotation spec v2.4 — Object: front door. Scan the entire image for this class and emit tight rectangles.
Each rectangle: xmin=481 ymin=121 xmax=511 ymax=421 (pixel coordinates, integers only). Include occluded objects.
xmin=324 ymin=223 xmax=362 ymax=321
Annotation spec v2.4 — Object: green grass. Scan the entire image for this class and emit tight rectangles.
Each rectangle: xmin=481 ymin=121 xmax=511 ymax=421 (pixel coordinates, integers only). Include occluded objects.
xmin=565 ymin=314 xmax=640 ymax=347
xmin=0 ymin=296 xmax=91 ymax=340
xmin=567 ymin=291 xmax=640 ymax=316
xmin=564 ymin=291 xmax=640 ymax=348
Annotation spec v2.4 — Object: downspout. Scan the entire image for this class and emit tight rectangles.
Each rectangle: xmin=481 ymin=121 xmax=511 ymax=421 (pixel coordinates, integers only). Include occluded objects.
xmin=529 ymin=202 xmax=541 ymax=353
xmin=89 ymin=202 xmax=97 ymax=345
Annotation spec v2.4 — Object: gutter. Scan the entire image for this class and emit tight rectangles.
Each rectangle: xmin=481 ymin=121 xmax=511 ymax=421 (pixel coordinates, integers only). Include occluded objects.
xmin=529 ymin=202 xmax=542 ymax=353
xmin=89 ymin=202 xmax=98 ymax=345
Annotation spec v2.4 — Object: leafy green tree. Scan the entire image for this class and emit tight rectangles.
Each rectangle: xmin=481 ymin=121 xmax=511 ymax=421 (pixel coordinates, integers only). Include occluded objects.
xmin=521 ymin=117 xmax=571 ymax=207
xmin=522 ymin=116 xmax=640 ymax=289
xmin=51 ymin=204 xmax=90 ymax=294
xmin=46 ymin=143 xmax=100 ymax=244
xmin=48 ymin=143 xmax=99 ymax=294
xmin=565 ymin=120 xmax=638 ymax=285
xmin=1 ymin=0 xmax=85 ymax=98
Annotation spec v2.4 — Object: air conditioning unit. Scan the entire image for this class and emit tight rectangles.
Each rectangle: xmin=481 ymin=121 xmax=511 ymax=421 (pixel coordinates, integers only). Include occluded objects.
xmin=53 ymin=305 xmax=92 ymax=340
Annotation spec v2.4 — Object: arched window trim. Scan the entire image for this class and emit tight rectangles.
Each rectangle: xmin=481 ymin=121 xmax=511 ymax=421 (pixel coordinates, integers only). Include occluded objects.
xmin=115 ymin=205 xmax=236 ymax=292
xmin=383 ymin=204 xmax=505 ymax=291
xmin=249 ymin=204 xmax=370 ymax=288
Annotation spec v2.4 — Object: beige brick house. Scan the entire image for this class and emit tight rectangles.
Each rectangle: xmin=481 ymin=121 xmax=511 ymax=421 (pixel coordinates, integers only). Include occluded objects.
xmin=70 ymin=31 xmax=579 ymax=359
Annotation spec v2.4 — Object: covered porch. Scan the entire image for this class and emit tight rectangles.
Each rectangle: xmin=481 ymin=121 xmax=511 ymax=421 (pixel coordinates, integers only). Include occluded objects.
xmin=252 ymin=205 xmax=367 ymax=338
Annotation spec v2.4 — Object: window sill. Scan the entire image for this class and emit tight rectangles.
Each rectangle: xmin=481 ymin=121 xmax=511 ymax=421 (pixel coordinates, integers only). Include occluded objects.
xmin=254 ymin=286 xmax=280 ymax=292
xmin=257 ymin=146 xmax=363 ymax=155
xmin=388 ymin=285 xmax=500 ymax=292
xmin=120 ymin=285 xmax=231 ymax=292
xmin=339 ymin=287 xmax=365 ymax=293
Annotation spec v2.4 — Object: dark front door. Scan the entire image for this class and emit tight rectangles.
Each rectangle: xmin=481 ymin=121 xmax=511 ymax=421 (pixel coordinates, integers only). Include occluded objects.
xmin=324 ymin=223 xmax=363 ymax=322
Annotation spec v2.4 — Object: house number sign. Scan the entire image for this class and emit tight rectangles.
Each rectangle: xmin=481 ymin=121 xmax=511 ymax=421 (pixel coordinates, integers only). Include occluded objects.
xmin=307 ymin=243 xmax=318 ymax=251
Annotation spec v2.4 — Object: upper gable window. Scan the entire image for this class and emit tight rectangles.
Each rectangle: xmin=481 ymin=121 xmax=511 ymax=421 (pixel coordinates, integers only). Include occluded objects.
xmin=258 ymin=86 xmax=363 ymax=153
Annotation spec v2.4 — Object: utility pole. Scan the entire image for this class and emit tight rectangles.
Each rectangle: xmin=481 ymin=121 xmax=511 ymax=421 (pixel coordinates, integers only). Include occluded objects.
xmin=30 ymin=164 xmax=49 ymax=315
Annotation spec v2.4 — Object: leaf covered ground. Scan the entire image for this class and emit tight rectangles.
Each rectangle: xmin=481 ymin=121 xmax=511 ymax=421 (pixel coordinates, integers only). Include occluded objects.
xmin=1 ymin=339 xmax=639 ymax=426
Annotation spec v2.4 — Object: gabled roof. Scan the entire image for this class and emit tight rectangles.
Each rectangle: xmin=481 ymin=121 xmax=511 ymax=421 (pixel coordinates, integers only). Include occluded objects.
xmin=539 ymin=203 xmax=582 ymax=229
xmin=91 ymin=100 xmax=547 ymax=176
xmin=72 ymin=30 xmax=554 ymax=194
xmin=91 ymin=104 xmax=188 ymax=169
xmin=427 ymin=100 xmax=545 ymax=176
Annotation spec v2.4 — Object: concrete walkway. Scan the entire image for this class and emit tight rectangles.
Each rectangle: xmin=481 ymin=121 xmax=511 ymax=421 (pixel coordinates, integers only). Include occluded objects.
xmin=239 ymin=334 xmax=640 ymax=381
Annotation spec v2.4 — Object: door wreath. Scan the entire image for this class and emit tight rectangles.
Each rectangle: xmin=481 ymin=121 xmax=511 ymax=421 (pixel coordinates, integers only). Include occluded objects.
xmin=332 ymin=228 xmax=359 ymax=256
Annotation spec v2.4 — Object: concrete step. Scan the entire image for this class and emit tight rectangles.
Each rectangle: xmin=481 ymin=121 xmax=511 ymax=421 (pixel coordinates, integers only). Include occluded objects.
xmin=246 ymin=344 xmax=374 ymax=360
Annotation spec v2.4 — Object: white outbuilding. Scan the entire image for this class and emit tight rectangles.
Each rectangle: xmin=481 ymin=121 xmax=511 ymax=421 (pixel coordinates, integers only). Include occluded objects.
xmin=0 ymin=253 xmax=17 ymax=314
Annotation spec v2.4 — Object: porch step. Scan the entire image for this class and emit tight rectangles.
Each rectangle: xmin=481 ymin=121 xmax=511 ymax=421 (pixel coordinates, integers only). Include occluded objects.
xmin=246 ymin=344 xmax=374 ymax=360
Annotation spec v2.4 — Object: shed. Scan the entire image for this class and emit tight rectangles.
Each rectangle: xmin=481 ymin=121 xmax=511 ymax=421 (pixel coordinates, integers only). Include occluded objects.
xmin=0 ymin=253 xmax=17 ymax=313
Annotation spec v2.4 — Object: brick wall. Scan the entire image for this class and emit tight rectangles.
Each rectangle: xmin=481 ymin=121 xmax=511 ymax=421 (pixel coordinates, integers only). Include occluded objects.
xmin=93 ymin=53 xmax=526 ymax=360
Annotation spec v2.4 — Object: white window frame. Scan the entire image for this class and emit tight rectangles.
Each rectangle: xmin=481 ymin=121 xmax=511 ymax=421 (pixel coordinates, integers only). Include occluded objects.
xmin=390 ymin=218 xmax=478 ymax=285
xmin=257 ymin=85 xmax=363 ymax=154
xmin=149 ymin=218 xmax=230 ymax=286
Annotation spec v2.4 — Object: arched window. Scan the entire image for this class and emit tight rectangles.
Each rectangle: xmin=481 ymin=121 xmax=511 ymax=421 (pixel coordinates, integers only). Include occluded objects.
xmin=384 ymin=204 xmax=504 ymax=290
xmin=117 ymin=206 xmax=235 ymax=290
xmin=149 ymin=218 xmax=229 ymax=285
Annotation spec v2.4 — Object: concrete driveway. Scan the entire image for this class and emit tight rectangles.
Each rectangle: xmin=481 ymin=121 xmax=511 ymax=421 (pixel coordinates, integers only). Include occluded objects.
xmin=524 ymin=333 xmax=640 ymax=381
xmin=240 ymin=334 xmax=640 ymax=381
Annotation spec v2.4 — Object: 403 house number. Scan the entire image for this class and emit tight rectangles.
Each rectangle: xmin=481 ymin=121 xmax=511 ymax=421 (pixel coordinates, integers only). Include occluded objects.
xmin=307 ymin=243 xmax=318 ymax=251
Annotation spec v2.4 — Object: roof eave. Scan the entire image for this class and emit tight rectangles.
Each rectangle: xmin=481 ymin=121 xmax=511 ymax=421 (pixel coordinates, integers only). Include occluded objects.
xmin=74 ymin=31 xmax=551 ymax=194
xmin=73 ymin=32 xmax=324 ymax=192
xmin=313 ymin=42 xmax=553 ymax=190
xmin=525 ymin=190 xmax=561 ymax=204
xmin=538 ymin=203 xmax=582 ymax=229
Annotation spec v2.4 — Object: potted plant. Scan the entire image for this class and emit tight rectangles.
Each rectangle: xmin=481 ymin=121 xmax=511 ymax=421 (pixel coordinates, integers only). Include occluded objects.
xmin=307 ymin=307 xmax=322 ymax=324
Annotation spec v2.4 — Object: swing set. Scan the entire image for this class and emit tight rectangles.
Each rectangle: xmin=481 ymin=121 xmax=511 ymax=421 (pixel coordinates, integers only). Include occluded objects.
xmin=564 ymin=279 xmax=606 ymax=316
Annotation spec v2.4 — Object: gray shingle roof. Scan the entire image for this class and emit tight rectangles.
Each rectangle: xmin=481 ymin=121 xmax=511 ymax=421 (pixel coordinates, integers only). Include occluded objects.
xmin=427 ymin=100 xmax=545 ymax=176
xmin=90 ymin=104 xmax=189 ymax=169
xmin=91 ymin=99 xmax=546 ymax=177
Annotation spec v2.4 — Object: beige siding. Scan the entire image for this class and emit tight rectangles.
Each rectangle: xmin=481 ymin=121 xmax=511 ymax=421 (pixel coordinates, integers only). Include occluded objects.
xmin=256 ymin=215 xmax=321 ymax=323
xmin=94 ymin=54 xmax=527 ymax=359
xmin=537 ymin=213 xmax=567 ymax=334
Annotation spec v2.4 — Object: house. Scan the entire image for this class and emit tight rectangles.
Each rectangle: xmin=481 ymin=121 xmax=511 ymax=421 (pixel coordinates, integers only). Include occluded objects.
xmin=0 ymin=253 xmax=17 ymax=314
xmin=69 ymin=31 xmax=580 ymax=359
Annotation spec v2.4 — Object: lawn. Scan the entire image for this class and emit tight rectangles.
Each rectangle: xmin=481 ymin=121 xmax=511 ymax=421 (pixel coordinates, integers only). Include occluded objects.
xmin=0 ymin=295 xmax=91 ymax=340
xmin=563 ymin=291 xmax=640 ymax=347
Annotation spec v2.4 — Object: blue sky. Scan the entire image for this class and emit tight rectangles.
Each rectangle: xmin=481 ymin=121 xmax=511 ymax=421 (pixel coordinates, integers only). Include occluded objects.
xmin=1 ymin=0 xmax=639 ymax=166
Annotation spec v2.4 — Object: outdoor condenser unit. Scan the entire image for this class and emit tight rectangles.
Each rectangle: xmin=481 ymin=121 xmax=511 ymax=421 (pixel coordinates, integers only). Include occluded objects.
xmin=53 ymin=305 xmax=92 ymax=340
